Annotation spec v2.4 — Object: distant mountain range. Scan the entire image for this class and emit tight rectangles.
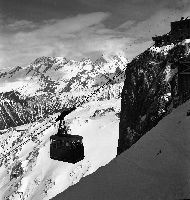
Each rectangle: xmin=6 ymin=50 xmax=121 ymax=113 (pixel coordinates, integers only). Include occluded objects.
xmin=0 ymin=54 xmax=128 ymax=129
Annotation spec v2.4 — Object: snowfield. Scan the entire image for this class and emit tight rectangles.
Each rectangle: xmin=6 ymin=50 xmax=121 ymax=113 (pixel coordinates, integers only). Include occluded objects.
xmin=0 ymin=99 xmax=120 ymax=200
xmin=52 ymin=100 xmax=190 ymax=200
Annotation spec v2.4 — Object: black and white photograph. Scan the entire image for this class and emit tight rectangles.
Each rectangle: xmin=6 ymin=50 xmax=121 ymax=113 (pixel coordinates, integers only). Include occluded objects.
xmin=0 ymin=0 xmax=190 ymax=199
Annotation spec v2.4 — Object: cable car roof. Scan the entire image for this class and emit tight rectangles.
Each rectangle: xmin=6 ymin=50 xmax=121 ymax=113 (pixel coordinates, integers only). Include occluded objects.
xmin=50 ymin=134 xmax=83 ymax=141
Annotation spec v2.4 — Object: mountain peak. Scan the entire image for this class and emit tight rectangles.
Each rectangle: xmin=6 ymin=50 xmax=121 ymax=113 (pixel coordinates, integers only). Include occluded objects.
xmin=32 ymin=56 xmax=68 ymax=66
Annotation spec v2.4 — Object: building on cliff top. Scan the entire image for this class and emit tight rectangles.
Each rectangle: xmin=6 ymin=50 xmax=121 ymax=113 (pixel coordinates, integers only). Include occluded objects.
xmin=152 ymin=18 xmax=190 ymax=46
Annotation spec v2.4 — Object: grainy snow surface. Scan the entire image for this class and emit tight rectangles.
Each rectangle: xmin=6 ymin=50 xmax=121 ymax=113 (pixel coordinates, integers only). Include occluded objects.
xmin=53 ymin=100 xmax=190 ymax=200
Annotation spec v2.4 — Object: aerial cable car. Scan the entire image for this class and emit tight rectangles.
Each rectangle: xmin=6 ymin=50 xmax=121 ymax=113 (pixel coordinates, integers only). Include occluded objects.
xmin=50 ymin=107 xmax=84 ymax=164
xmin=50 ymin=68 xmax=125 ymax=163
xmin=50 ymin=133 xmax=84 ymax=163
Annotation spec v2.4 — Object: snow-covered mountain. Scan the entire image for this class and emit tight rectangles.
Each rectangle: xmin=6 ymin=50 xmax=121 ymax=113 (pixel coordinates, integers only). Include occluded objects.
xmin=0 ymin=54 xmax=128 ymax=130
xmin=52 ymin=98 xmax=190 ymax=200
xmin=2 ymin=21 xmax=190 ymax=200
xmin=0 ymin=99 xmax=120 ymax=200
xmin=0 ymin=53 xmax=126 ymax=199
xmin=0 ymin=55 xmax=127 ymax=96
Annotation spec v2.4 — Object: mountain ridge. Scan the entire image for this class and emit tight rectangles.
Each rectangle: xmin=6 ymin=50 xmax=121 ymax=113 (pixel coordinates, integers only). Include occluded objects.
xmin=0 ymin=54 xmax=128 ymax=130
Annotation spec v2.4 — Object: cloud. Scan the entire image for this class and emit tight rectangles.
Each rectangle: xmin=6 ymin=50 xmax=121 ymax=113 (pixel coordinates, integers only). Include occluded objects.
xmin=37 ymin=12 xmax=111 ymax=34
xmin=7 ymin=20 xmax=37 ymax=30
xmin=117 ymin=20 xmax=136 ymax=30
xmin=119 ymin=3 xmax=190 ymax=40
xmin=2 ymin=1 xmax=190 ymax=69
xmin=0 ymin=12 xmax=114 ymax=68
xmin=0 ymin=11 xmax=141 ymax=68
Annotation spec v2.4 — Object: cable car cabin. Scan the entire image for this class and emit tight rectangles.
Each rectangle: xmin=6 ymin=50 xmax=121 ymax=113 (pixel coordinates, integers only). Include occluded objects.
xmin=50 ymin=134 xmax=84 ymax=164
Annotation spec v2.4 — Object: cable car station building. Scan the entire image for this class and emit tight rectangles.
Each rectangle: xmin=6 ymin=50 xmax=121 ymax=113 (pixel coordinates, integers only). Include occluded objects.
xmin=152 ymin=18 xmax=190 ymax=46
xmin=152 ymin=18 xmax=190 ymax=106
xmin=171 ymin=18 xmax=190 ymax=42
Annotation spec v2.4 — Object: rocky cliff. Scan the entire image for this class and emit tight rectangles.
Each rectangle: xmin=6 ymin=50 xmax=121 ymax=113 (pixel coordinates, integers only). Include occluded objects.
xmin=118 ymin=39 xmax=190 ymax=155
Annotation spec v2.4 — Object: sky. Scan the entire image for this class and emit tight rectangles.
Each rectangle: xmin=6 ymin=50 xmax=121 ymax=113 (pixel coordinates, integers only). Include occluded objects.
xmin=0 ymin=0 xmax=190 ymax=69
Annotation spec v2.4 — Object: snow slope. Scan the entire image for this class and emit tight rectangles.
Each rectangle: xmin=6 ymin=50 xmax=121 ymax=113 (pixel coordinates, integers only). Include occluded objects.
xmin=0 ymin=99 xmax=120 ymax=200
xmin=52 ymin=100 xmax=190 ymax=200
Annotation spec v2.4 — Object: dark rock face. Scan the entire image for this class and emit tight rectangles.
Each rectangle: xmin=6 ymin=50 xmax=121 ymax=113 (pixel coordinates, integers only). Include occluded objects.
xmin=118 ymin=42 xmax=190 ymax=155
xmin=118 ymin=50 xmax=172 ymax=155
xmin=10 ymin=161 xmax=23 ymax=180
